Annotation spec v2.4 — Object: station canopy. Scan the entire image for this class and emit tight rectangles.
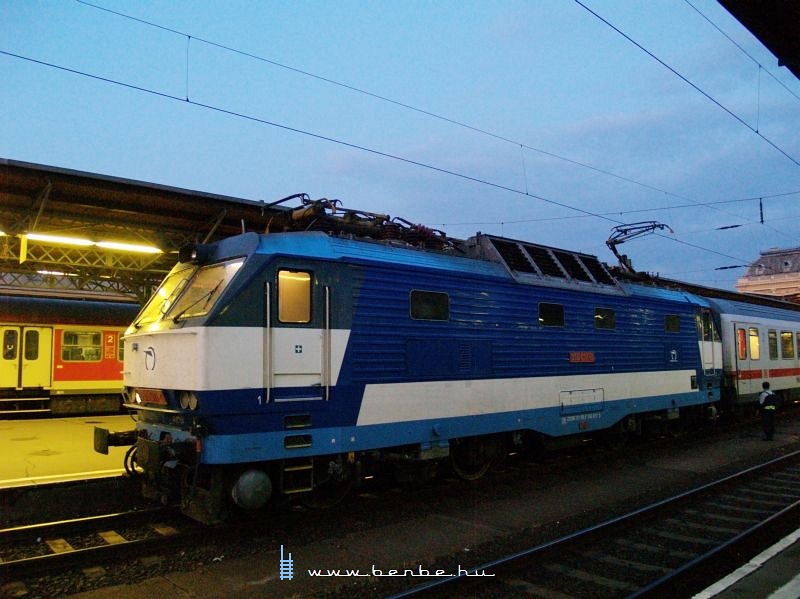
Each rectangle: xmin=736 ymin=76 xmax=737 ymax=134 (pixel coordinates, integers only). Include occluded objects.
xmin=719 ymin=0 xmax=800 ymax=79
xmin=0 ymin=158 xmax=452 ymax=303
xmin=0 ymin=159 xmax=318 ymax=303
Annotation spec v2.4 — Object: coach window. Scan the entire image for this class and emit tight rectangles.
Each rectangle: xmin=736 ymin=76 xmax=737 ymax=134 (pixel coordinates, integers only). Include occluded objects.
xmin=3 ymin=330 xmax=18 ymax=360
xmin=538 ymin=303 xmax=564 ymax=327
xmin=278 ymin=270 xmax=312 ymax=324
xmin=736 ymin=328 xmax=747 ymax=360
xmin=594 ymin=308 xmax=615 ymax=330
xmin=62 ymin=331 xmax=102 ymax=361
xmin=410 ymin=290 xmax=449 ymax=321
xmin=781 ymin=331 xmax=795 ymax=359
xmin=749 ymin=327 xmax=760 ymax=360
xmin=768 ymin=330 xmax=778 ymax=360
xmin=767 ymin=329 xmax=778 ymax=360
xmin=665 ymin=315 xmax=681 ymax=333
xmin=24 ymin=330 xmax=39 ymax=361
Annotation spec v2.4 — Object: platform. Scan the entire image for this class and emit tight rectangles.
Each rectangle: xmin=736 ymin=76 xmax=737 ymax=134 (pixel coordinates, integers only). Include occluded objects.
xmin=696 ymin=528 xmax=800 ymax=598
xmin=0 ymin=414 xmax=132 ymax=488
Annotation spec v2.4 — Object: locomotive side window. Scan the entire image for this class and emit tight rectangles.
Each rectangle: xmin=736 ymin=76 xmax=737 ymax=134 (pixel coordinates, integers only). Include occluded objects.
xmin=749 ymin=327 xmax=760 ymax=360
xmin=665 ymin=315 xmax=680 ymax=333
xmin=3 ymin=330 xmax=17 ymax=360
xmin=62 ymin=331 xmax=102 ymax=361
xmin=594 ymin=308 xmax=615 ymax=330
xmin=24 ymin=330 xmax=39 ymax=361
xmin=118 ymin=336 xmax=124 ymax=362
xmin=781 ymin=331 xmax=795 ymax=359
xmin=538 ymin=303 xmax=564 ymax=327
xmin=768 ymin=330 xmax=778 ymax=360
xmin=278 ymin=270 xmax=312 ymax=323
xmin=736 ymin=328 xmax=747 ymax=360
xmin=410 ymin=290 xmax=449 ymax=321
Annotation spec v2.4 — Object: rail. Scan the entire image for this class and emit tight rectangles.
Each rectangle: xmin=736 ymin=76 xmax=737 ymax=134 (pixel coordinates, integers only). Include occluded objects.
xmin=388 ymin=449 xmax=800 ymax=598
xmin=0 ymin=506 xmax=189 ymax=579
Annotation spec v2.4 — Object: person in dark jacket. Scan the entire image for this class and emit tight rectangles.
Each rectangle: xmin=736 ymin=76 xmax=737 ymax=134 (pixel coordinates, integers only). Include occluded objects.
xmin=758 ymin=381 xmax=777 ymax=440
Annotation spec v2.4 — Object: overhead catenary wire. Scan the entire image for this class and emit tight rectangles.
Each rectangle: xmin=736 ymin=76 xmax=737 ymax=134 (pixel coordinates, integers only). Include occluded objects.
xmin=0 ymin=47 xmax=771 ymax=270
xmin=574 ymin=0 xmax=800 ymax=168
xmin=72 ymin=0 xmax=787 ymax=229
xmin=440 ymin=191 xmax=800 ymax=235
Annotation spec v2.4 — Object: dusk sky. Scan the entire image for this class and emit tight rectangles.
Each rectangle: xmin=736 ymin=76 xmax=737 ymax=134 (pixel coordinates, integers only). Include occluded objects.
xmin=2 ymin=1 xmax=798 ymax=290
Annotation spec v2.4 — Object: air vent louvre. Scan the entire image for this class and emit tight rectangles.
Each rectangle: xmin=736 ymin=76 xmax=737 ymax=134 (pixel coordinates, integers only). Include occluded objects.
xmin=484 ymin=235 xmax=617 ymax=289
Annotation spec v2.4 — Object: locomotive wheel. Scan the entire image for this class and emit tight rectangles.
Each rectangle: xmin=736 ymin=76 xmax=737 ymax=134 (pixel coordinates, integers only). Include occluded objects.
xmin=449 ymin=435 xmax=502 ymax=481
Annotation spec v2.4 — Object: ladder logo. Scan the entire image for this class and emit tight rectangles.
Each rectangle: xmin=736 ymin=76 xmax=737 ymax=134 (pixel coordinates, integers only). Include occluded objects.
xmin=279 ymin=545 xmax=294 ymax=581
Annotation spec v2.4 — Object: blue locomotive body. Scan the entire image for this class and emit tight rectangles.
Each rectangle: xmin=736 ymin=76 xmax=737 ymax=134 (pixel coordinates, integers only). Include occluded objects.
xmin=104 ymin=225 xmax=796 ymax=520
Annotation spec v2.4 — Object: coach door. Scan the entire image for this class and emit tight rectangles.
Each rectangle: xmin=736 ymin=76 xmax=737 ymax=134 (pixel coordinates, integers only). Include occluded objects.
xmin=1 ymin=326 xmax=52 ymax=390
xmin=264 ymin=268 xmax=331 ymax=401
xmin=733 ymin=322 xmax=762 ymax=397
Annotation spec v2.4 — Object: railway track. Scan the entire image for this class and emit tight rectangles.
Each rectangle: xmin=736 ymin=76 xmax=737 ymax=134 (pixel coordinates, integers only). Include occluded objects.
xmin=389 ymin=449 xmax=800 ymax=598
xmin=0 ymin=506 xmax=192 ymax=581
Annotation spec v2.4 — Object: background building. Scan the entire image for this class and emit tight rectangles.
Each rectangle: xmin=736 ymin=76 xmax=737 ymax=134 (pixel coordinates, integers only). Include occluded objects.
xmin=736 ymin=247 xmax=800 ymax=303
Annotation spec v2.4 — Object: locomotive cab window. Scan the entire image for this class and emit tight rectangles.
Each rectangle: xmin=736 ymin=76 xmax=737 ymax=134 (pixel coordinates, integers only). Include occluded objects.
xmin=62 ymin=331 xmax=101 ymax=361
xmin=278 ymin=270 xmax=312 ymax=323
xmin=697 ymin=311 xmax=720 ymax=341
xmin=410 ymin=290 xmax=449 ymax=321
xmin=167 ymin=258 xmax=245 ymax=321
xmin=538 ymin=303 xmax=564 ymax=327
xmin=134 ymin=263 xmax=198 ymax=327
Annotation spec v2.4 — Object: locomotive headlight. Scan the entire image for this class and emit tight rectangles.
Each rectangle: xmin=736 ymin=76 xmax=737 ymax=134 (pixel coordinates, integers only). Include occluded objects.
xmin=179 ymin=391 xmax=199 ymax=411
xmin=134 ymin=391 xmax=142 ymax=404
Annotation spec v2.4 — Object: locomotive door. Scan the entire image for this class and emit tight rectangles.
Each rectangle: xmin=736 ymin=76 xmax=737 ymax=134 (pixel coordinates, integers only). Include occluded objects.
xmin=265 ymin=268 xmax=331 ymax=401
xmin=1 ymin=326 xmax=52 ymax=389
xmin=697 ymin=309 xmax=721 ymax=372
xmin=733 ymin=322 xmax=762 ymax=398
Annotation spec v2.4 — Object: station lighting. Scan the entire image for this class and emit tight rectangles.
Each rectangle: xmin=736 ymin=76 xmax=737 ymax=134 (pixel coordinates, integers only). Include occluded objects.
xmin=25 ymin=232 xmax=94 ymax=246
xmin=96 ymin=240 xmax=162 ymax=254
xmin=37 ymin=269 xmax=78 ymax=277
xmin=22 ymin=232 xmax=162 ymax=254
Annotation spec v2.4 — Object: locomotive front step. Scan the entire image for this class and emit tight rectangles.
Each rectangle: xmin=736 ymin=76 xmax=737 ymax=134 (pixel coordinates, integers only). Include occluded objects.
xmin=280 ymin=457 xmax=314 ymax=494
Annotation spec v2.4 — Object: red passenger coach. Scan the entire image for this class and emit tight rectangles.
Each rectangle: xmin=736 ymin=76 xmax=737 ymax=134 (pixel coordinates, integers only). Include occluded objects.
xmin=0 ymin=293 xmax=140 ymax=416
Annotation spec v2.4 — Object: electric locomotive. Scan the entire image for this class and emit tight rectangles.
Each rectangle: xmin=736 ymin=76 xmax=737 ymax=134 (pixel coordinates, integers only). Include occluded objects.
xmin=1 ymin=292 xmax=140 ymax=415
xmin=97 ymin=202 xmax=734 ymax=522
